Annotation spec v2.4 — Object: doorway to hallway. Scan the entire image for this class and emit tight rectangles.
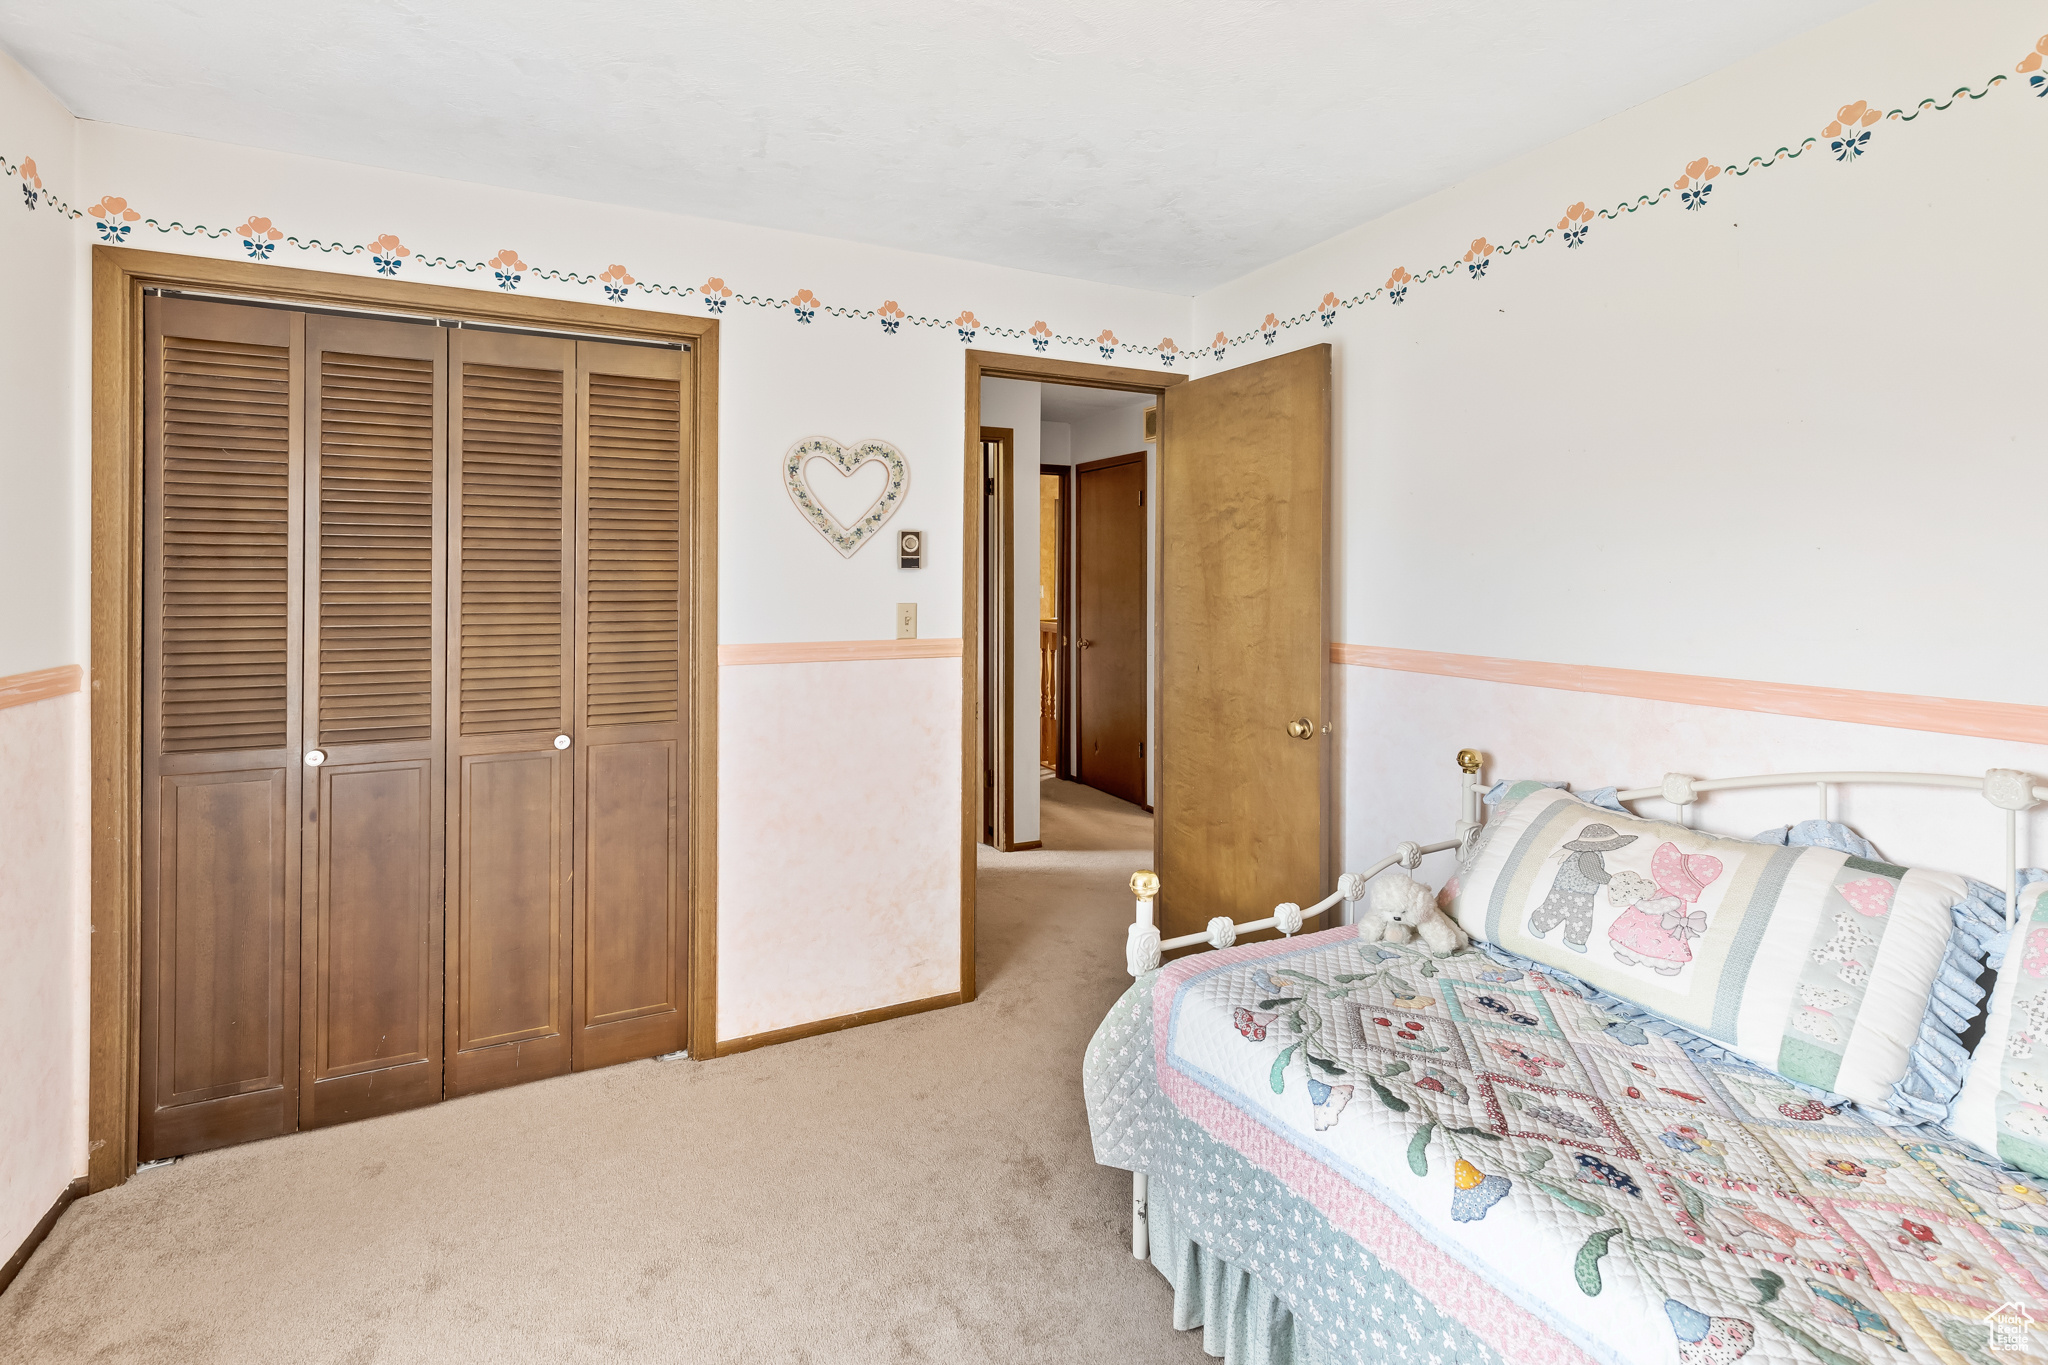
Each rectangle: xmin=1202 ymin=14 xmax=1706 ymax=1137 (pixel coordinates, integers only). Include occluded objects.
xmin=977 ymin=376 xmax=1158 ymax=861
xmin=960 ymin=344 xmax=1332 ymax=995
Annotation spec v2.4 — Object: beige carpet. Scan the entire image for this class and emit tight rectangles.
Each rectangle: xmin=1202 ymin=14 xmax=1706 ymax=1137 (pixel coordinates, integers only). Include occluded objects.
xmin=1036 ymin=771 xmax=1153 ymax=854
xmin=2 ymin=779 xmax=1205 ymax=1364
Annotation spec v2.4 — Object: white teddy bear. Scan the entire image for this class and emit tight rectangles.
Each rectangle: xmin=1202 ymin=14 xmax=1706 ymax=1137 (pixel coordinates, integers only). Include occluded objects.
xmin=1357 ymin=873 xmax=1469 ymax=956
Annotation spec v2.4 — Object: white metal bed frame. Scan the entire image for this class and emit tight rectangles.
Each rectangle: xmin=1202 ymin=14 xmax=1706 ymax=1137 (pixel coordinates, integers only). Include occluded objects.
xmin=1118 ymin=749 xmax=2047 ymax=1259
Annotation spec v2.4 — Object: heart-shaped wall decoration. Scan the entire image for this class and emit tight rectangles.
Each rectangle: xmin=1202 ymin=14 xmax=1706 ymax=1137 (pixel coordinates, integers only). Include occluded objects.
xmin=784 ymin=436 xmax=910 ymax=558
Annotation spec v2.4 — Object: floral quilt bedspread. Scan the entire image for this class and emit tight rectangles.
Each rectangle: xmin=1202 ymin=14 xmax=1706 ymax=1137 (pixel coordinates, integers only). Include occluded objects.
xmin=1104 ymin=923 xmax=2048 ymax=1365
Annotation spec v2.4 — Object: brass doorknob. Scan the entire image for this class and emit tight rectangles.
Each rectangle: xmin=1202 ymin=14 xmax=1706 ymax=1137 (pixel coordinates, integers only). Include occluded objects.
xmin=1078 ymin=639 xmax=1093 ymax=648
xmin=1287 ymin=719 xmax=1315 ymax=740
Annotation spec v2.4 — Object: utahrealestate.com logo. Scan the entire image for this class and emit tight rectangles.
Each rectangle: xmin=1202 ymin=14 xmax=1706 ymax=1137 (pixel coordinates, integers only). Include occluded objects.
xmin=1987 ymin=1301 xmax=2036 ymax=1351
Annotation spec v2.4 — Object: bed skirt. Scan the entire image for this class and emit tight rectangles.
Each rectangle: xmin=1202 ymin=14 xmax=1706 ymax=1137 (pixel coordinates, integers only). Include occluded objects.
xmin=1147 ymin=1178 xmax=1332 ymax=1365
xmin=1090 ymin=980 xmax=1509 ymax=1365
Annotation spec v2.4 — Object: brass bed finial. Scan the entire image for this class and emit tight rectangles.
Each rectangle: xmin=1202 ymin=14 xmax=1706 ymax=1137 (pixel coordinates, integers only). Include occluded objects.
xmin=1130 ymin=870 xmax=1160 ymax=899
xmin=1457 ymin=749 xmax=1483 ymax=774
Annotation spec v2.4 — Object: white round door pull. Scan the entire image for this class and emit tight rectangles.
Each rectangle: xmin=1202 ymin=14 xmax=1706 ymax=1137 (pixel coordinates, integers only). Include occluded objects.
xmin=554 ymin=734 xmax=572 ymax=750
xmin=304 ymin=750 xmax=327 ymax=767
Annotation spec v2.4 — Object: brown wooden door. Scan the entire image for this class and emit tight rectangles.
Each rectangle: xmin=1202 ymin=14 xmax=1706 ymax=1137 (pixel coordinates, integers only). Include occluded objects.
xmin=299 ymin=315 xmax=448 ymax=1128
xmin=1074 ymin=452 xmax=1147 ymax=807
xmin=1156 ymin=345 xmax=1331 ymax=941
xmin=570 ymin=341 xmax=690 ymax=1069
xmin=140 ymin=296 xmax=305 ymax=1159
xmin=445 ymin=331 xmax=576 ymax=1096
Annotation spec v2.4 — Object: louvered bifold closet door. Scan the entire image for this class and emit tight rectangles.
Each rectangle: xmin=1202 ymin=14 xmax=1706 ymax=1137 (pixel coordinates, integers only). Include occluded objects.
xmin=571 ymin=341 xmax=690 ymax=1070
xmin=141 ymin=296 xmax=305 ymax=1160
xmin=446 ymin=331 xmax=577 ymax=1096
xmin=300 ymin=316 xmax=448 ymax=1128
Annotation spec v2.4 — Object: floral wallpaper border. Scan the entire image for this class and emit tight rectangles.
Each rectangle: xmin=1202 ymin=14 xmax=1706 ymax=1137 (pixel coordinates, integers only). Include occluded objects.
xmin=6 ymin=35 xmax=2044 ymax=370
xmin=1223 ymin=53 xmax=2040 ymax=357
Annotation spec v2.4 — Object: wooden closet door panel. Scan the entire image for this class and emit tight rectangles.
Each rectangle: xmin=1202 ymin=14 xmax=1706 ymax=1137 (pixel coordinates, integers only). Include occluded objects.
xmin=446 ymin=329 xmax=576 ymax=1096
xmin=582 ymin=738 xmax=677 ymax=1024
xmin=311 ymin=764 xmax=432 ymax=1061
xmin=572 ymin=341 xmax=689 ymax=1069
xmin=301 ymin=316 xmax=447 ymax=1128
xmin=158 ymin=770 xmax=289 ymax=1100
xmin=457 ymin=750 xmax=563 ymax=1045
xmin=141 ymin=296 xmax=304 ymax=1160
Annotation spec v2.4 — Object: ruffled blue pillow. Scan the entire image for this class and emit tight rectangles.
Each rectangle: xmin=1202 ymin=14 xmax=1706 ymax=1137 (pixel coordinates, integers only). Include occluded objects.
xmin=1750 ymin=821 xmax=2006 ymax=1122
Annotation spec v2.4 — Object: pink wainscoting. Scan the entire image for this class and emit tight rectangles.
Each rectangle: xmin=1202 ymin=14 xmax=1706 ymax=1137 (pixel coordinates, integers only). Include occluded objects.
xmin=0 ymin=686 xmax=86 ymax=1258
xmin=1334 ymin=664 xmax=2048 ymax=897
xmin=1331 ymin=645 xmax=2048 ymax=747
xmin=719 ymin=639 xmax=963 ymax=666
xmin=716 ymin=655 xmax=963 ymax=1042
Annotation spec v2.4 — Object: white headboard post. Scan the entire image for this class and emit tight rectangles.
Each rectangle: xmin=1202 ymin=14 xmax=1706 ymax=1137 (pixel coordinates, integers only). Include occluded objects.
xmin=1987 ymin=769 xmax=2041 ymax=929
xmin=1607 ymin=768 xmax=2045 ymax=930
xmin=1455 ymin=748 xmax=1485 ymax=853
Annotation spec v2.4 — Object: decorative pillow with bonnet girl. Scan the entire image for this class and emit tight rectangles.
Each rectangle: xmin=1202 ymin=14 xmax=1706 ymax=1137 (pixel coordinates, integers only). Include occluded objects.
xmin=1449 ymin=784 xmax=1979 ymax=1117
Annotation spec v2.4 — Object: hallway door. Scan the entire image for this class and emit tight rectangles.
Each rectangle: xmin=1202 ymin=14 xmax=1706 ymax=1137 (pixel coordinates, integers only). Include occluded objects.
xmin=1155 ymin=345 xmax=1331 ymax=942
xmin=1074 ymin=451 xmax=1146 ymax=808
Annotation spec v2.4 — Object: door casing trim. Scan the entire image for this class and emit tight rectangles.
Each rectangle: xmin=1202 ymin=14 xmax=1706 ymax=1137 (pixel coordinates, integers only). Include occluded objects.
xmin=91 ymin=245 xmax=720 ymax=1189
xmin=959 ymin=351 xmax=1184 ymax=1002
xmin=978 ymin=425 xmax=1016 ymax=851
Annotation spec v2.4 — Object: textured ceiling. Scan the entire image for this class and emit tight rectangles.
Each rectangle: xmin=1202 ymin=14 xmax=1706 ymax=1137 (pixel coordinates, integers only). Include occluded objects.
xmin=0 ymin=1 xmax=1871 ymax=294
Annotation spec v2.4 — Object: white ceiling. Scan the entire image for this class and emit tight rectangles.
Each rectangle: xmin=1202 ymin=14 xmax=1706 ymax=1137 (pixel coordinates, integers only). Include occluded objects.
xmin=0 ymin=1 xmax=1871 ymax=295
xmin=1038 ymin=384 xmax=1151 ymax=426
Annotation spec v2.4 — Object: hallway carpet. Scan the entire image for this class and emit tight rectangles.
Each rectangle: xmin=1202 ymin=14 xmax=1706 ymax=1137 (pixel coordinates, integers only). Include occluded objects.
xmin=1 ymin=781 xmax=1206 ymax=1364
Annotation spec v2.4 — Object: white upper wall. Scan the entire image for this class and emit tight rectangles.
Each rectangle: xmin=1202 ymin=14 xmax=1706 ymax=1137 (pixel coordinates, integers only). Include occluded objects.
xmin=1040 ymin=422 xmax=1073 ymax=467
xmin=0 ymin=51 xmax=80 ymax=675
xmin=1069 ymin=401 xmax=1152 ymax=467
xmin=1191 ymin=0 xmax=2048 ymax=706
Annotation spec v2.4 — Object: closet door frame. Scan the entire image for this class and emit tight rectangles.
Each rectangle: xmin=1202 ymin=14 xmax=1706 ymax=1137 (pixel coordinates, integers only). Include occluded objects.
xmin=89 ymin=246 xmax=719 ymax=1191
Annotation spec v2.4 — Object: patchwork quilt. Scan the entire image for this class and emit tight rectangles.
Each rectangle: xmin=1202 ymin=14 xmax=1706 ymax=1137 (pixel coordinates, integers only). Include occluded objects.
xmin=1085 ymin=924 xmax=2048 ymax=1365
